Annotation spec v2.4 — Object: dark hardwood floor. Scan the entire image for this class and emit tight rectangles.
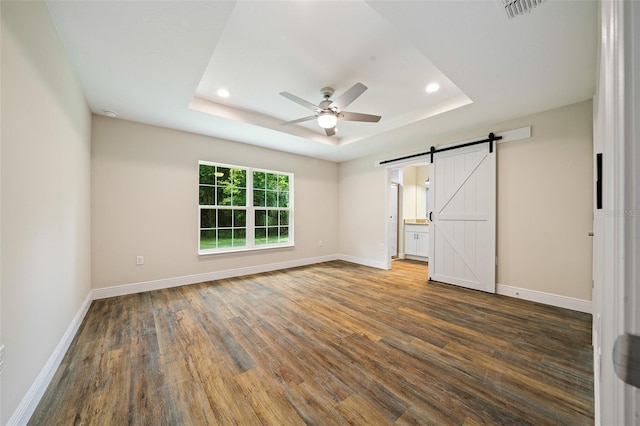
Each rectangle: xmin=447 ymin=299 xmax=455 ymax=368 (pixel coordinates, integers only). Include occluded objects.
xmin=30 ymin=260 xmax=593 ymax=425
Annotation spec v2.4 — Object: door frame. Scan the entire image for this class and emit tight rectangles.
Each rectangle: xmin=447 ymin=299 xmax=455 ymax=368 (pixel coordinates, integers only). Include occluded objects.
xmin=626 ymin=3 xmax=640 ymax=421
xmin=592 ymin=0 xmax=638 ymax=423
xmin=388 ymin=182 xmax=399 ymax=259
xmin=623 ymin=2 xmax=640 ymax=421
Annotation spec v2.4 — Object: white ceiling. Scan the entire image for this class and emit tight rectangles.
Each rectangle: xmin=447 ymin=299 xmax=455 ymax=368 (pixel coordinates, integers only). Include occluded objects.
xmin=46 ymin=0 xmax=597 ymax=163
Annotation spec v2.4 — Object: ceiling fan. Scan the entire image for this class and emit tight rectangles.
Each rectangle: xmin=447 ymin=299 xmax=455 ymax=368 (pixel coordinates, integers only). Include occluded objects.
xmin=279 ymin=82 xmax=381 ymax=137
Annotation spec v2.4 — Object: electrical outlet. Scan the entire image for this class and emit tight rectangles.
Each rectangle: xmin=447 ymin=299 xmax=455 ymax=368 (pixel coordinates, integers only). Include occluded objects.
xmin=318 ymin=240 xmax=323 ymax=247
xmin=136 ymin=256 xmax=144 ymax=265
xmin=0 ymin=344 xmax=6 ymax=376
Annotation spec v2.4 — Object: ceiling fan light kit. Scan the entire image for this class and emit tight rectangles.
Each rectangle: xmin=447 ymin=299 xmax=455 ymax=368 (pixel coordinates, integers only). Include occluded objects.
xmin=280 ymin=82 xmax=381 ymax=137
xmin=317 ymin=112 xmax=338 ymax=129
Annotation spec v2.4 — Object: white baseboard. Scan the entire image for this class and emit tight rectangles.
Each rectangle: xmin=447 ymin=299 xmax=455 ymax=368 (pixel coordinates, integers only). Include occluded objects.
xmin=405 ymin=254 xmax=428 ymax=262
xmin=93 ymin=255 xmax=340 ymax=299
xmin=338 ymin=254 xmax=387 ymax=270
xmin=497 ymin=283 xmax=592 ymax=314
xmin=7 ymin=292 xmax=93 ymax=426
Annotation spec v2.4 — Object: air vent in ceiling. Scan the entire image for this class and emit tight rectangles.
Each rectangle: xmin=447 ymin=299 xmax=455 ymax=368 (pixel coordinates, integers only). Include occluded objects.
xmin=502 ymin=0 xmax=546 ymax=19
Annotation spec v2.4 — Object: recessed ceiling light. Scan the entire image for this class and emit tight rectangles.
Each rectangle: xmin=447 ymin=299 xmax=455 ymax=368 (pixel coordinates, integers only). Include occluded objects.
xmin=217 ymin=88 xmax=230 ymax=98
xmin=103 ymin=110 xmax=117 ymax=118
xmin=425 ymin=83 xmax=440 ymax=93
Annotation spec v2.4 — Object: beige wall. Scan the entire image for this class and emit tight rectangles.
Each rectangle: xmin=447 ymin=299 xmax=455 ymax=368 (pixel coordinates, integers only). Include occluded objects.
xmin=1 ymin=1 xmax=92 ymax=422
xmin=496 ymin=101 xmax=593 ymax=300
xmin=338 ymin=156 xmax=387 ymax=267
xmin=339 ymin=100 xmax=593 ymax=301
xmin=91 ymin=116 xmax=339 ymax=288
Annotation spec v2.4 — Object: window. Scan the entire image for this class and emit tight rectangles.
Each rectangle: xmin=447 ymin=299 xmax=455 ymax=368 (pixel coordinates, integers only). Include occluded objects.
xmin=198 ymin=161 xmax=293 ymax=254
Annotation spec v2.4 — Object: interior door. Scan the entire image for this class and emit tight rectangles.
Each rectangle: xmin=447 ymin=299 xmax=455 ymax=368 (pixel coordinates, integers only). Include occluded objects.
xmin=428 ymin=143 xmax=496 ymax=293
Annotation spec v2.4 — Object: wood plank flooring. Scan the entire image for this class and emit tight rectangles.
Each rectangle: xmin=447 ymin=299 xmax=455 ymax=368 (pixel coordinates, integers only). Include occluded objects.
xmin=30 ymin=260 xmax=593 ymax=425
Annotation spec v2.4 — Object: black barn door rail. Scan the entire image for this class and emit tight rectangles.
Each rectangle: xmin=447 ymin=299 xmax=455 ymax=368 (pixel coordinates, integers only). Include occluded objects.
xmin=379 ymin=132 xmax=502 ymax=165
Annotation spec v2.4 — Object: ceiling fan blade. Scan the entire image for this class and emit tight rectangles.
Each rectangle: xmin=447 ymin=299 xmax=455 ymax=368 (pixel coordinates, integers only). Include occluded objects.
xmin=279 ymin=91 xmax=321 ymax=112
xmin=340 ymin=111 xmax=381 ymax=123
xmin=325 ymin=127 xmax=336 ymax=137
xmin=281 ymin=115 xmax=317 ymax=126
xmin=330 ymin=82 xmax=367 ymax=111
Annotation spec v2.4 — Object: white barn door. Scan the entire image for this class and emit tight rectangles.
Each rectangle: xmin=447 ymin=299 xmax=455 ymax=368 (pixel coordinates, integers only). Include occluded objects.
xmin=428 ymin=143 xmax=496 ymax=293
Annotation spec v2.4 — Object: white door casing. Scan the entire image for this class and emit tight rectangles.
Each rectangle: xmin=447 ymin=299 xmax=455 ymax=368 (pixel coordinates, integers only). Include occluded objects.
xmin=592 ymin=0 xmax=640 ymax=424
xmin=623 ymin=0 xmax=640 ymax=419
xmin=389 ymin=183 xmax=399 ymax=258
xmin=428 ymin=143 xmax=496 ymax=293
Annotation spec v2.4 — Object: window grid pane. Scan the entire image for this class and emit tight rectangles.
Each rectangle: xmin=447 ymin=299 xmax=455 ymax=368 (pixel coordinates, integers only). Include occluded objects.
xmin=254 ymin=189 xmax=266 ymax=207
xmin=200 ymin=230 xmax=217 ymax=250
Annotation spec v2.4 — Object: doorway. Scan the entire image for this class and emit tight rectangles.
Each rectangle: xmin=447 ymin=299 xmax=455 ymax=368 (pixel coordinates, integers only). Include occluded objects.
xmin=386 ymin=165 xmax=430 ymax=267
xmin=381 ymin=135 xmax=499 ymax=289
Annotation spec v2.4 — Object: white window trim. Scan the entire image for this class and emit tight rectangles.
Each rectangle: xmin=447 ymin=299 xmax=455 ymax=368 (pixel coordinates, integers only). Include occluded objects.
xmin=198 ymin=161 xmax=294 ymax=255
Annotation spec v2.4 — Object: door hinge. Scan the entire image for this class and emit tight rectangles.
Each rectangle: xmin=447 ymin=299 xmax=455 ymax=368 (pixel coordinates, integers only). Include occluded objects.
xmin=495 ymin=256 xmax=498 ymax=266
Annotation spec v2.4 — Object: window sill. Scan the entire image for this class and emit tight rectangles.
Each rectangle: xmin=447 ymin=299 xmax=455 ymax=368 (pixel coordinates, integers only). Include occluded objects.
xmin=198 ymin=242 xmax=294 ymax=256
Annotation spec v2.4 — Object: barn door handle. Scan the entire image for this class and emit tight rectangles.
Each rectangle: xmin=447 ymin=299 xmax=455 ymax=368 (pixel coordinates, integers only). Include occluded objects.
xmin=429 ymin=212 xmax=433 ymax=221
